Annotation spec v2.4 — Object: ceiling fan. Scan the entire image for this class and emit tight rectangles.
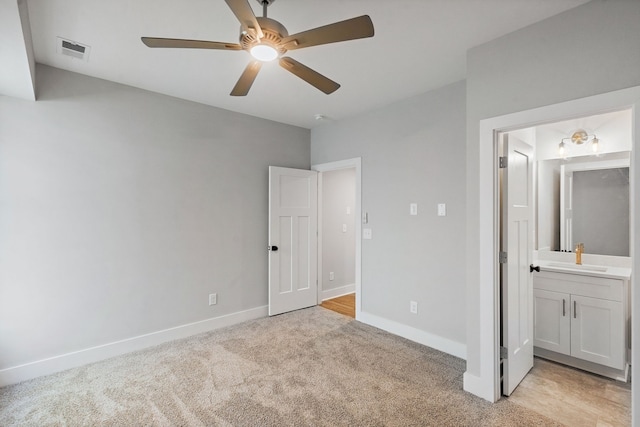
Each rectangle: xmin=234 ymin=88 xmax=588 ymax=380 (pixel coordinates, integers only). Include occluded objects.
xmin=141 ymin=0 xmax=374 ymax=96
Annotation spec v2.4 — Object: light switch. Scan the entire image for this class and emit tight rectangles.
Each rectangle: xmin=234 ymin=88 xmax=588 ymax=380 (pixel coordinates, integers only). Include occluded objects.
xmin=410 ymin=203 xmax=418 ymax=216
xmin=438 ymin=203 xmax=446 ymax=216
xmin=342 ymin=224 xmax=347 ymax=233
xmin=363 ymin=228 xmax=372 ymax=239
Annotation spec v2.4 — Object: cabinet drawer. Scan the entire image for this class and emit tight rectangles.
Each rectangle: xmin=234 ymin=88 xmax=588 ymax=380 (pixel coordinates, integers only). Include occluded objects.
xmin=534 ymin=271 xmax=623 ymax=302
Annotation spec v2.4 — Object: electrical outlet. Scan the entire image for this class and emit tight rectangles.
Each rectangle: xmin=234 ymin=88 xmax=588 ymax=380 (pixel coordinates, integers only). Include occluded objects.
xmin=410 ymin=301 xmax=418 ymax=314
xmin=342 ymin=224 xmax=347 ymax=233
xmin=209 ymin=293 xmax=217 ymax=306
xmin=329 ymin=272 xmax=335 ymax=281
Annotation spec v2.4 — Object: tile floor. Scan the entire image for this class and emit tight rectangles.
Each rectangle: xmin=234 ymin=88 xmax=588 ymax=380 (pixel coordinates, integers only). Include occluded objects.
xmin=507 ymin=357 xmax=631 ymax=426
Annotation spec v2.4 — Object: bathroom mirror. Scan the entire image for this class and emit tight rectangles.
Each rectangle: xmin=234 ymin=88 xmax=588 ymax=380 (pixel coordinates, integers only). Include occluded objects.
xmin=536 ymin=151 xmax=630 ymax=256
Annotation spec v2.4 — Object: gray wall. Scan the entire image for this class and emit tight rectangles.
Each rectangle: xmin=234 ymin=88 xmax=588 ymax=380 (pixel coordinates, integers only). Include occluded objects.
xmin=321 ymin=168 xmax=356 ymax=294
xmin=0 ymin=65 xmax=310 ymax=368
xmin=312 ymin=81 xmax=467 ymax=346
xmin=465 ymin=0 xmax=640 ymax=376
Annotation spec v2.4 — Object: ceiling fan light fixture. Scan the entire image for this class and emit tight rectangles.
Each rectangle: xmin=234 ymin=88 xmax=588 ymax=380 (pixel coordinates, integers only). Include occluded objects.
xmin=250 ymin=43 xmax=278 ymax=61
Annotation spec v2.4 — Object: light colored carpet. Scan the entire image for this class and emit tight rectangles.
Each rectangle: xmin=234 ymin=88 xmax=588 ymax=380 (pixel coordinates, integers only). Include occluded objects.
xmin=0 ymin=307 xmax=561 ymax=426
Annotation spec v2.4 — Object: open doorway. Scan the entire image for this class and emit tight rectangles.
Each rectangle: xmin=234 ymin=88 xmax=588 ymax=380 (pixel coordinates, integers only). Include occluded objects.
xmin=498 ymin=110 xmax=632 ymax=424
xmin=466 ymin=86 xmax=640 ymax=412
xmin=312 ymin=158 xmax=362 ymax=319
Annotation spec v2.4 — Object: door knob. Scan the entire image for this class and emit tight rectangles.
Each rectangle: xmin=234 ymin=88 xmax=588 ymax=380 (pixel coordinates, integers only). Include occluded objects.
xmin=530 ymin=264 xmax=540 ymax=273
xmin=268 ymin=245 xmax=278 ymax=251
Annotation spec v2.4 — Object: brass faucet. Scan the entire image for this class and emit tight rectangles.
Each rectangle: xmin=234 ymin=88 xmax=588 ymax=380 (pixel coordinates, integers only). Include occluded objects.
xmin=575 ymin=243 xmax=584 ymax=265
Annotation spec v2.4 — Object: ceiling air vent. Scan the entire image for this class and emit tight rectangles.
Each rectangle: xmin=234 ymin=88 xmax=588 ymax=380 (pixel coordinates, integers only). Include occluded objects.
xmin=56 ymin=37 xmax=91 ymax=61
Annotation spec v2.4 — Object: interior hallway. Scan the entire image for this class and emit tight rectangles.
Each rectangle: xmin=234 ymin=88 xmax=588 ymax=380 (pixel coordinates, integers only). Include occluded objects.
xmin=320 ymin=293 xmax=355 ymax=318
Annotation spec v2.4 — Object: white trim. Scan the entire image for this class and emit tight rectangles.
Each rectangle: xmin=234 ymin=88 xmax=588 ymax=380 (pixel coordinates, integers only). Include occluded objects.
xmin=0 ymin=305 xmax=268 ymax=387
xmin=462 ymin=372 xmax=495 ymax=402
xmin=321 ymin=284 xmax=355 ymax=301
xmin=312 ymin=158 xmax=362 ymax=320
xmin=467 ymin=85 xmax=640 ymax=414
xmin=359 ymin=311 xmax=467 ymax=360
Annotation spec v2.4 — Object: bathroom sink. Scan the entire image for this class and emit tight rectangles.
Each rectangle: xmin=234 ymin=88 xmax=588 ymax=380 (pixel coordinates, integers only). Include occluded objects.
xmin=546 ymin=262 xmax=608 ymax=272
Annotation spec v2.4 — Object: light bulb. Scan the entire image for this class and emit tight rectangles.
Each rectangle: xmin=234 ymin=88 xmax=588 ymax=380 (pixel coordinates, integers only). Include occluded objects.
xmin=591 ymin=137 xmax=599 ymax=153
xmin=250 ymin=44 xmax=278 ymax=62
xmin=558 ymin=141 xmax=565 ymax=156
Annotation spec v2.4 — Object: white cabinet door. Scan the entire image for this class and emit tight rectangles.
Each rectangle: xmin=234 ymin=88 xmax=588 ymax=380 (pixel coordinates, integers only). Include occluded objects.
xmin=570 ymin=295 xmax=624 ymax=369
xmin=533 ymin=289 xmax=570 ymax=355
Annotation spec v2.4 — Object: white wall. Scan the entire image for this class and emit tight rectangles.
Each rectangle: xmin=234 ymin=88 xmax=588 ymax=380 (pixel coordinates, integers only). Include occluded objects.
xmin=535 ymin=110 xmax=632 ymax=161
xmin=321 ymin=168 xmax=355 ymax=298
xmin=465 ymin=0 xmax=640 ymax=403
xmin=0 ymin=65 xmax=310 ymax=378
xmin=0 ymin=0 xmax=36 ymax=100
xmin=311 ymin=81 xmax=467 ymax=357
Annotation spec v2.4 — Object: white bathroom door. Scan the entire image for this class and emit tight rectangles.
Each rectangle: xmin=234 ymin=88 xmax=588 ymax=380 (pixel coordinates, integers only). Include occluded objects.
xmin=268 ymin=166 xmax=318 ymax=316
xmin=501 ymin=135 xmax=534 ymax=396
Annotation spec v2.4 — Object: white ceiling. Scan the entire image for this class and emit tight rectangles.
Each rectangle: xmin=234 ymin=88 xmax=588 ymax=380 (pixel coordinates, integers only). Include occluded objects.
xmin=7 ymin=0 xmax=593 ymax=129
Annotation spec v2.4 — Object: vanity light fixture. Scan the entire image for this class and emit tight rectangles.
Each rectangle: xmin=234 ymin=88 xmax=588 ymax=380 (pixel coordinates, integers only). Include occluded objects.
xmin=558 ymin=141 xmax=566 ymax=156
xmin=558 ymin=129 xmax=600 ymax=156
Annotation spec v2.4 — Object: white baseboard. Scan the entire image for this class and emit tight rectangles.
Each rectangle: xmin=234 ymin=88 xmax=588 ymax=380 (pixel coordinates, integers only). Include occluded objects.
xmin=463 ymin=371 xmax=498 ymax=402
xmin=321 ymin=283 xmax=355 ymax=301
xmin=357 ymin=311 xmax=466 ymax=360
xmin=0 ymin=305 xmax=268 ymax=387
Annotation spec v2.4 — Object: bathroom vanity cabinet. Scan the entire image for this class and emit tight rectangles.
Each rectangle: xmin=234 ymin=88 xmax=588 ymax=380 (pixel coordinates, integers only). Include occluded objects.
xmin=533 ymin=267 xmax=630 ymax=381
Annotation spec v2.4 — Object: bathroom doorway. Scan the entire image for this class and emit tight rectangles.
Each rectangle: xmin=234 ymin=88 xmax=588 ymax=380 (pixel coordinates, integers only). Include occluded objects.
xmin=498 ymin=109 xmax=633 ymax=424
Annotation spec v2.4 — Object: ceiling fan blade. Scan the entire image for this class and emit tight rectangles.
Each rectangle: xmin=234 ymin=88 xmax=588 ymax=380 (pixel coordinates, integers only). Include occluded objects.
xmin=279 ymin=57 xmax=340 ymax=94
xmin=231 ymin=60 xmax=263 ymax=96
xmin=141 ymin=37 xmax=242 ymax=50
xmin=280 ymin=15 xmax=374 ymax=50
xmin=224 ymin=0 xmax=264 ymax=39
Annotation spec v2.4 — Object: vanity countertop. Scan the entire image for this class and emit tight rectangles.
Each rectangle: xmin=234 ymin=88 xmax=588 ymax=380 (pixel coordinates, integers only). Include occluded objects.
xmin=535 ymin=259 xmax=631 ymax=280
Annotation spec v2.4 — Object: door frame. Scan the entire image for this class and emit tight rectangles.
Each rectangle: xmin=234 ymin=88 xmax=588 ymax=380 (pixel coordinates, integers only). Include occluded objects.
xmin=468 ymin=85 xmax=640 ymax=412
xmin=312 ymin=157 xmax=362 ymax=319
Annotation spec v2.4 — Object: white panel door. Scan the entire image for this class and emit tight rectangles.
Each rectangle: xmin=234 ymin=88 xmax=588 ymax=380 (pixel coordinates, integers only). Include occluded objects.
xmin=571 ymin=295 xmax=624 ymax=369
xmin=268 ymin=166 xmax=318 ymax=316
xmin=533 ymin=289 xmax=571 ymax=355
xmin=501 ymin=135 xmax=534 ymax=396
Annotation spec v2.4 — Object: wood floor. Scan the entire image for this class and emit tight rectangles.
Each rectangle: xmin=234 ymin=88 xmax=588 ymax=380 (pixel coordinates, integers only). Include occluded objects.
xmin=320 ymin=293 xmax=355 ymax=318
xmin=507 ymin=357 xmax=631 ymax=426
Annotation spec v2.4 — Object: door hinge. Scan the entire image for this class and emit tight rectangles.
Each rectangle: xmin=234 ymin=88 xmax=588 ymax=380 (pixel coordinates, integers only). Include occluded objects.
xmin=499 ymin=251 xmax=507 ymax=263
xmin=500 ymin=346 xmax=508 ymax=359
xmin=499 ymin=156 xmax=508 ymax=168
